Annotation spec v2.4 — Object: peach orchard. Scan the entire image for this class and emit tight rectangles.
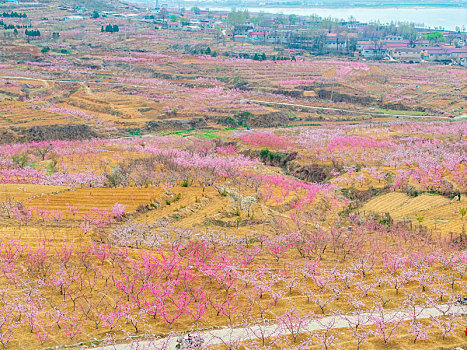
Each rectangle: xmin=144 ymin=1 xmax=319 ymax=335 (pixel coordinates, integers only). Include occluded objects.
xmin=0 ymin=120 xmax=465 ymax=349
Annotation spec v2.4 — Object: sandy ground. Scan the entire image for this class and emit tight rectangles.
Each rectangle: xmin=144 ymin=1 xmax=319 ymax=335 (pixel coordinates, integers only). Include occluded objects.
xmin=96 ymin=304 xmax=467 ymax=349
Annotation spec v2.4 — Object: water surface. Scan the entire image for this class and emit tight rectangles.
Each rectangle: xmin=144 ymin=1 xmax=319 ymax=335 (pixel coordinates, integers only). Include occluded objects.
xmin=206 ymin=6 xmax=467 ymax=30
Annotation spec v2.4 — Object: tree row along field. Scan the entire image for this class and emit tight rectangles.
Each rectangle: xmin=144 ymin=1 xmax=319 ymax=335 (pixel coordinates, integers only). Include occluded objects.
xmin=0 ymin=120 xmax=464 ymax=349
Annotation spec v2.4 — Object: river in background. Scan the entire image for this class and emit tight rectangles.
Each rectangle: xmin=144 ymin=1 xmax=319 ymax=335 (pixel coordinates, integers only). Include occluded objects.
xmin=202 ymin=6 xmax=467 ymax=30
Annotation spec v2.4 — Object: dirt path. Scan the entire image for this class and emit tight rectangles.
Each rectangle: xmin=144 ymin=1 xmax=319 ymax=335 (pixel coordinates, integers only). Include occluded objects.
xmin=0 ymin=75 xmax=163 ymax=90
xmin=246 ymin=99 xmax=465 ymax=120
xmin=95 ymin=304 xmax=467 ymax=349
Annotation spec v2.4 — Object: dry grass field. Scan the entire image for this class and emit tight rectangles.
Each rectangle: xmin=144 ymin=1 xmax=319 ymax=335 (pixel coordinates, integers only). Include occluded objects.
xmin=362 ymin=193 xmax=467 ymax=236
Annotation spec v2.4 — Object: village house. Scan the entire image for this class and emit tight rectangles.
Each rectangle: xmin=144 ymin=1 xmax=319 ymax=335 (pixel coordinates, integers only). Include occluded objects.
xmin=325 ymin=32 xmax=344 ymax=50
xmin=233 ymin=34 xmax=247 ymax=42
xmin=182 ymin=25 xmax=201 ymax=31
xmin=385 ymin=35 xmax=404 ymax=42
xmin=233 ymin=24 xmax=254 ymax=37
xmin=391 ymin=47 xmax=423 ymax=62
xmin=361 ymin=44 xmax=387 ymax=58
xmin=167 ymin=21 xmax=181 ymax=29
xmin=450 ymin=47 xmax=467 ymax=62
xmin=385 ymin=42 xmax=409 ymax=51
xmin=356 ymin=40 xmax=375 ymax=51
xmin=247 ymin=31 xmax=268 ymax=43
xmin=458 ymin=54 xmax=467 ymax=67
xmin=324 ymin=32 xmax=357 ymax=51
xmin=266 ymin=30 xmax=292 ymax=44
xmin=63 ymin=15 xmax=84 ymax=21
xmin=345 ymin=22 xmax=368 ymax=30
xmin=422 ymin=46 xmax=453 ymax=61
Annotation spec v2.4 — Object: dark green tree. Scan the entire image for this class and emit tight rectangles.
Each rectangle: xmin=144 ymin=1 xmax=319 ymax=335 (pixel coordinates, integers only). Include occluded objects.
xmin=190 ymin=6 xmax=200 ymax=15
xmin=425 ymin=31 xmax=446 ymax=44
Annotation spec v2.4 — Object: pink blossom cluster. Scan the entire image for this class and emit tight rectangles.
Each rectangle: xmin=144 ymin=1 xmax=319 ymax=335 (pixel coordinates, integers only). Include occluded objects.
xmin=239 ymin=132 xmax=293 ymax=149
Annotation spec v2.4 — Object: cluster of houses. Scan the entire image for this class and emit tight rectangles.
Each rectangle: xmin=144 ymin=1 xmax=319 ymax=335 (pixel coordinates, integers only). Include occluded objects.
xmin=2 ymin=0 xmax=466 ymax=67
xmin=59 ymin=3 xmax=467 ymax=66
xmin=230 ymin=24 xmax=467 ymax=65
xmin=157 ymin=7 xmax=467 ymax=66
xmin=358 ymin=35 xmax=467 ymax=65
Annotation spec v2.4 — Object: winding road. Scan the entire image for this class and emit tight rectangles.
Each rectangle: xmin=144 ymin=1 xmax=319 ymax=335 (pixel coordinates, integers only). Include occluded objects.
xmin=94 ymin=304 xmax=467 ymax=349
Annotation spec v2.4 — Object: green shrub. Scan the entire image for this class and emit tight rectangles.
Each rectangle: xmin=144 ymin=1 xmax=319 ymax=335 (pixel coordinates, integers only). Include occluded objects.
xmin=12 ymin=154 xmax=29 ymax=168
xmin=217 ymin=116 xmax=237 ymax=127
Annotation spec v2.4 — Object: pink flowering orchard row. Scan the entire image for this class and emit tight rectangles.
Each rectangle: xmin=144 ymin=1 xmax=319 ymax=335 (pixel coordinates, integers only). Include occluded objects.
xmin=256 ymin=173 xmax=344 ymax=209
xmin=2 ymin=200 xmax=125 ymax=229
xmin=0 ymin=136 xmax=260 ymax=187
xmin=0 ymin=121 xmax=463 ymax=193
xmin=239 ymin=132 xmax=293 ymax=150
xmin=0 ymin=138 xmax=109 ymax=158
xmin=0 ymin=215 xmax=464 ymax=348
xmin=0 ymin=167 xmax=104 ymax=187
xmin=238 ymin=120 xmax=466 ymax=192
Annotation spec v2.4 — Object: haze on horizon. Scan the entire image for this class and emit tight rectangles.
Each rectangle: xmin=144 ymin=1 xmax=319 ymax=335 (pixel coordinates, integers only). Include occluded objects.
xmin=158 ymin=0 xmax=467 ymax=7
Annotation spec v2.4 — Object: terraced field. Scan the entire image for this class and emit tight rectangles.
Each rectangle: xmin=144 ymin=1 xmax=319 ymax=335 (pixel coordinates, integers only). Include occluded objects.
xmin=361 ymin=192 xmax=466 ymax=235
xmin=0 ymin=184 xmax=70 ymax=202
xmin=26 ymin=187 xmax=164 ymax=218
